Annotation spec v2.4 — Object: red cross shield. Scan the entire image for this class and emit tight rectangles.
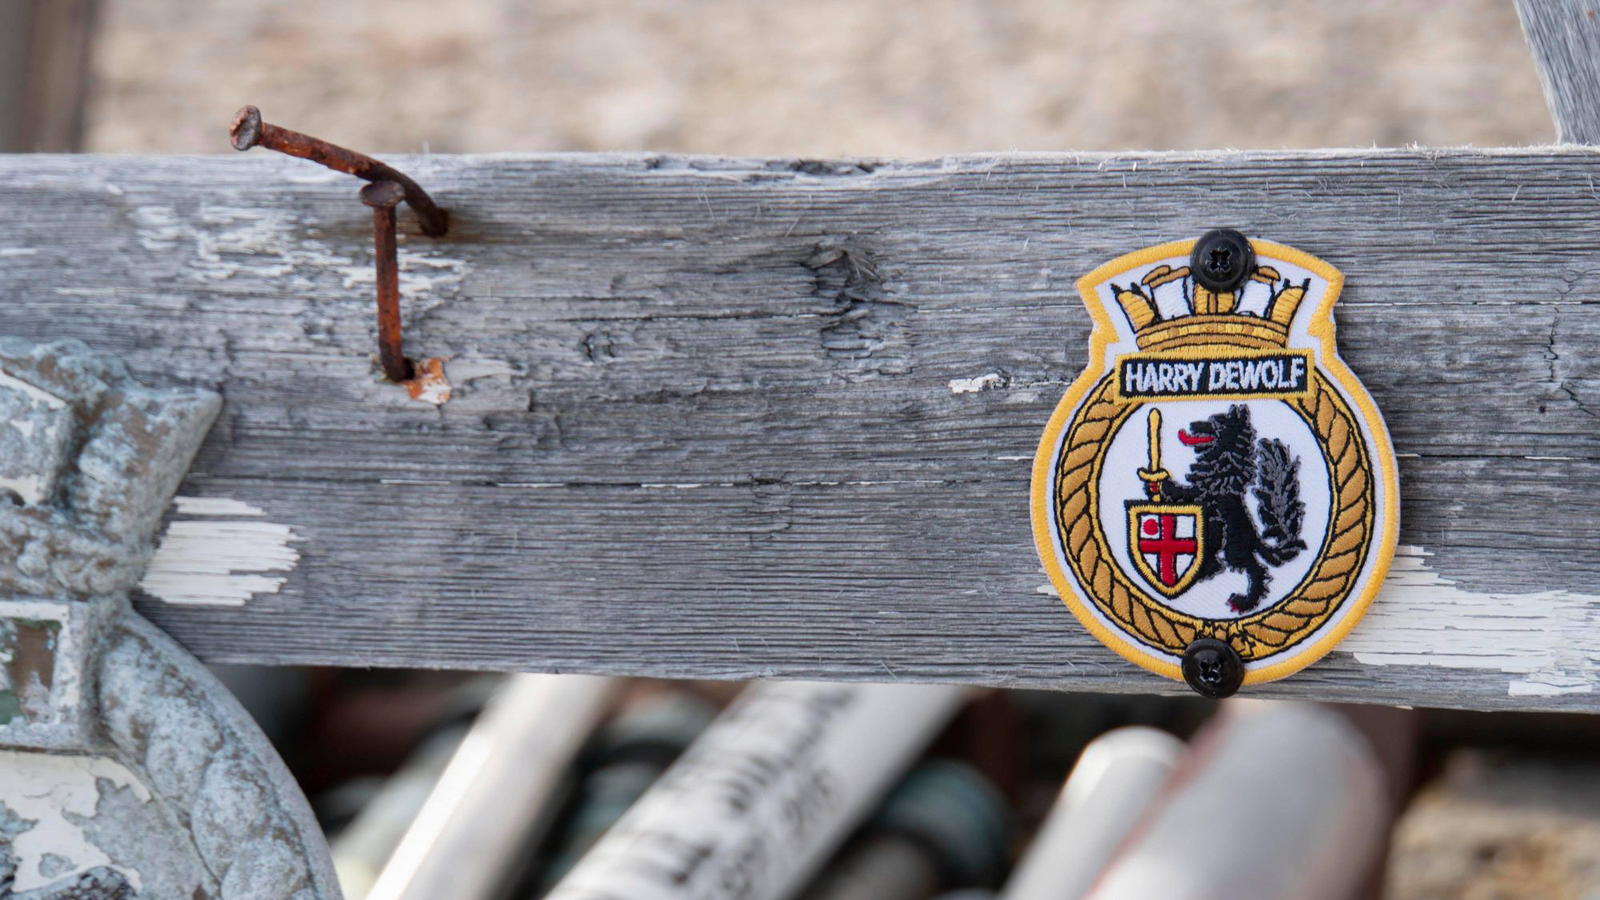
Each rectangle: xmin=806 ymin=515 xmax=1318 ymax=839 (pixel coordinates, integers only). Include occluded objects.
xmin=1125 ymin=503 xmax=1206 ymax=598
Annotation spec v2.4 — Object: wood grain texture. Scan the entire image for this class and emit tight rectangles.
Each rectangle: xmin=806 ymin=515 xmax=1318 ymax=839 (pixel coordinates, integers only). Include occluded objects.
xmin=1517 ymin=0 xmax=1600 ymax=144
xmin=2 ymin=150 xmax=1598 ymax=711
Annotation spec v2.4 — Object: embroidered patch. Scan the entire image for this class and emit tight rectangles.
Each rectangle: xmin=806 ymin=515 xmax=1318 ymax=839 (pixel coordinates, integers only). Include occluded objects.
xmin=1030 ymin=235 xmax=1399 ymax=690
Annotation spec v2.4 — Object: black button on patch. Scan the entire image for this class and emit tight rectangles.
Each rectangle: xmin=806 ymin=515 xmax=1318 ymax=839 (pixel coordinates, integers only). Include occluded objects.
xmin=1190 ymin=228 xmax=1254 ymax=293
xmin=1181 ymin=638 xmax=1244 ymax=698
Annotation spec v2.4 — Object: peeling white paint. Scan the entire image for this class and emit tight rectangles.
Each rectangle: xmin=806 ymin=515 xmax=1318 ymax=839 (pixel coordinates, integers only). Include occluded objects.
xmin=949 ymin=373 xmax=1005 ymax=394
xmin=133 ymin=204 xmax=356 ymax=288
xmin=140 ymin=497 xmax=300 ymax=607
xmin=0 ymin=368 xmax=68 ymax=410
xmin=134 ymin=202 xmax=467 ymax=315
xmin=338 ymin=250 xmax=468 ymax=299
xmin=52 ymin=287 xmax=117 ymax=297
xmin=171 ymin=496 xmax=265 ymax=517
xmin=0 ymin=247 xmax=39 ymax=257
xmin=0 ymin=474 xmax=47 ymax=505
xmin=1346 ymin=545 xmax=1599 ymax=696
xmin=1032 ymin=546 xmax=1599 ymax=696
xmin=0 ymin=750 xmax=151 ymax=892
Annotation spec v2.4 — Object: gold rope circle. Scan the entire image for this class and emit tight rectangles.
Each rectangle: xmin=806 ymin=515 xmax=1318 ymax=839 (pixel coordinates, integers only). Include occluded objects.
xmin=1052 ymin=371 xmax=1376 ymax=661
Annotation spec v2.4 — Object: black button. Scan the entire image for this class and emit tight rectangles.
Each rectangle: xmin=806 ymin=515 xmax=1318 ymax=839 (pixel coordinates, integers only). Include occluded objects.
xmin=1190 ymin=228 xmax=1254 ymax=293
xmin=1181 ymin=638 xmax=1244 ymax=698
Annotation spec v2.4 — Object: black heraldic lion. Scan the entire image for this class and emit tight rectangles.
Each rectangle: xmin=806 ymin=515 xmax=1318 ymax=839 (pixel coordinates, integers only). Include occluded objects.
xmin=1153 ymin=404 xmax=1308 ymax=612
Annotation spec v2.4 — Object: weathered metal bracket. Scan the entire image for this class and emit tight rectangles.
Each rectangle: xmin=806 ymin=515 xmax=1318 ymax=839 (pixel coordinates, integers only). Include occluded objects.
xmin=0 ymin=337 xmax=339 ymax=899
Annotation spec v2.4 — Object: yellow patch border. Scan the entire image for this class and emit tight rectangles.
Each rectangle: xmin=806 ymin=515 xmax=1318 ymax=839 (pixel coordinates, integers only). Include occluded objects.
xmin=1125 ymin=502 xmax=1207 ymax=598
xmin=1029 ymin=239 xmax=1401 ymax=686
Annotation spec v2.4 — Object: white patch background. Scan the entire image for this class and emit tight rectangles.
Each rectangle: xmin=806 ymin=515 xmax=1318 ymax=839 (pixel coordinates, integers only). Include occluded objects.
xmin=1097 ymin=399 xmax=1334 ymax=619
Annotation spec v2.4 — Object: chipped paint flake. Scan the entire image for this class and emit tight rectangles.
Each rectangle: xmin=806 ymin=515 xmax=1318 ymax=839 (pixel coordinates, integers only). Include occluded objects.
xmin=0 ymin=749 xmax=151 ymax=892
xmin=0 ymin=368 xmax=68 ymax=410
xmin=405 ymin=357 xmax=452 ymax=405
xmin=0 ymin=474 xmax=47 ymax=504
xmin=141 ymin=498 xmax=300 ymax=607
xmin=171 ymin=496 xmax=266 ymax=517
xmin=1346 ymin=546 xmax=1600 ymax=696
xmin=1028 ymin=546 xmax=1599 ymax=697
xmin=133 ymin=205 xmax=352 ymax=285
xmin=339 ymin=249 xmax=468 ymax=298
xmin=949 ymin=373 xmax=1005 ymax=394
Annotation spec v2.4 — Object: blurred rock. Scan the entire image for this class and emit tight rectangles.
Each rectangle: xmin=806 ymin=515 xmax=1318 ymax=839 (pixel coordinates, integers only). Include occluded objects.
xmin=1386 ymin=751 xmax=1600 ymax=900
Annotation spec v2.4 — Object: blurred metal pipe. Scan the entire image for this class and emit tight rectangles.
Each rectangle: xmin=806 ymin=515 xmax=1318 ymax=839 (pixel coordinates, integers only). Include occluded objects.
xmin=545 ymin=681 xmax=968 ymax=900
xmin=801 ymin=760 xmax=1011 ymax=900
xmin=803 ymin=834 xmax=944 ymax=900
xmin=332 ymin=724 xmax=470 ymax=898
xmin=1084 ymin=702 xmax=1392 ymax=900
xmin=1000 ymin=727 xmax=1184 ymax=900
xmin=367 ymin=673 xmax=620 ymax=900
xmin=533 ymin=692 xmax=718 ymax=892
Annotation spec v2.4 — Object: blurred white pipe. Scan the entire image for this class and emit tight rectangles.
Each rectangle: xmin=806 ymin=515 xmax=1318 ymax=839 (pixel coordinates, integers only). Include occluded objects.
xmin=1000 ymin=726 xmax=1184 ymax=900
xmin=801 ymin=760 xmax=1011 ymax=900
xmin=545 ymin=680 xmax=968 ymax=900
xmin=331 ymin=724 xmax=469 ymax=899
xmin=367 ymin=673 xmax=620 ymax=900
xmin=1084 ymin=703 xmax=1389 ymax=900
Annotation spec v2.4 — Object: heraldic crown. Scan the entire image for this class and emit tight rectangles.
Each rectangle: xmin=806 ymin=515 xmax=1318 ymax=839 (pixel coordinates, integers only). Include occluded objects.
xmin=1111 ymin=263 xmax=1311 ymax=352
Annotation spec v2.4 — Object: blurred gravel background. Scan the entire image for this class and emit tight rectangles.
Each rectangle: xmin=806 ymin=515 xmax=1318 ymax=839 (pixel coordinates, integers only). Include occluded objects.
xmin=87 ymin=0 xmax=1554 ymax=155
xmin=77 ymin=1 xmax=1597 ymax=896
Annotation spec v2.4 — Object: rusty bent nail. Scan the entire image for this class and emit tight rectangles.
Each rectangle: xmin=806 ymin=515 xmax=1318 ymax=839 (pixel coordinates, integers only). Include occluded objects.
xmin=231 ymin=105 xmax=447 ymax=383
xmin=230 ymin=105 xmax=448 ymax=237
xmin=360 ymin=181 xmax=414 ymax=383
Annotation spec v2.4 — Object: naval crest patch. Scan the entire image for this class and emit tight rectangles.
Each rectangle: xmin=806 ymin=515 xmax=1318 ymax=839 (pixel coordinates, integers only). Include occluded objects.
xmin=1030 ymin=232 xmax=1399 ymax=696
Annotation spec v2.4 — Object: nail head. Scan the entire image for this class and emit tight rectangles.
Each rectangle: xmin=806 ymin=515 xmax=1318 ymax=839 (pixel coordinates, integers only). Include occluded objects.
xmin=360 ymin=181 xmax=406 ymax=209
xmin=230 ymin=105 xmax=263 ymax=152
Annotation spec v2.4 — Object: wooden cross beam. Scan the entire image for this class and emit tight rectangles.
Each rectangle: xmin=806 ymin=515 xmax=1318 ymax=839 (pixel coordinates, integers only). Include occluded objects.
xmin=4 ymin=144 xmax=1597 ymax=712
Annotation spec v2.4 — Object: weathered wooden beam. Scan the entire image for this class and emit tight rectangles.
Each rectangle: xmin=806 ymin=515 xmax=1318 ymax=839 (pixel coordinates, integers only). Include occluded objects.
xmin=1 ymin=150 xmax=1597 ymax=711
xmin=1517 ymin=0 xmax=1600 ymax=144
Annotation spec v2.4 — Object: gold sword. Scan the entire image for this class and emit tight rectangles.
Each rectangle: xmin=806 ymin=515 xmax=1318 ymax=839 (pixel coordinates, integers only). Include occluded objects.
xmin=1137 ymin=408 xmax=1170 ymax=501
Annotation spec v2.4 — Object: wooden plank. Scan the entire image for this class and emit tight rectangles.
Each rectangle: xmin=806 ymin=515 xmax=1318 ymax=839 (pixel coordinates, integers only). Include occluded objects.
xmin=1 ymin=150 xmax=1598 ymax=711
xmin=1517 ymin=0 xmax=1600 ymax=143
